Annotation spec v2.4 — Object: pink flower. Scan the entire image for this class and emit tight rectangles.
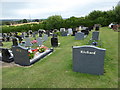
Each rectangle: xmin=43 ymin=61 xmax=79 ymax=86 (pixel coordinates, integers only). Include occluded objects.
xmin=31 ymin=40 xmax=38 ymax=44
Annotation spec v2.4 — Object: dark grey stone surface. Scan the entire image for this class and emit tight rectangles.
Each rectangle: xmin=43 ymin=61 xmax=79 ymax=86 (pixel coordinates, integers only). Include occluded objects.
xmin=51 ymin=37 xmax=58 ymax=47
xmin=12 ymin=46 xmax=30 ymax=66
xmin=72 ymin=45 xmax=106 ymax=75
xmin=75 ymin=32 xmax=84 ymax=40
xmin=92 ymin=31 xmax=99 ymax=40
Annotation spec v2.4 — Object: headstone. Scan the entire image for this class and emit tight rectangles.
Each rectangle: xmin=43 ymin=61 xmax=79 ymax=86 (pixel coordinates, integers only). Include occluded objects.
xmin=92 ymin=31 xmax=99 ymax=40
xmin=36 ymin=37 xmax=43 ymax=46
xmin=12 ymin=46 xmax=30 ymax=66
xmin=25 ymin=38 xmax=32 ymax=47
xmin=68 ymin=28 xmax=73 ymax=35
xmin=12 ymin=37 xmax=18 ymax=46
xmin=39 ymin=33 xmax=42 ymax=37
xmin=0 ymin=41 xmax=3 ymax=46
xmin=75 ymin=32 xmax=84 ymax=40
xmin=6 ymin=36 xmax=10 ymax=42
xmin=81 ymin=30 xmax=89 ymax=35
xmin=95 ymin=26 xmax=99 ymax=31
xmin=60 ymin=28 xmax=65 ymax=32
xmin=72 ymin=45 xmax=106 ymax=75
xmin=51 ymin=37 xmax=58 ymax=47
xmin=43 ymin=34 xmax=48 ymax=41
xmin=32 ymin=32 xmax=36 ymax=38
xmin=1 ymin=48 xmax=14 ymax=62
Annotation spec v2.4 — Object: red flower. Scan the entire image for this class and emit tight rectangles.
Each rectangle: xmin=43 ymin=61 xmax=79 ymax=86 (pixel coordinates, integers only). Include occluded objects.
xmin=32 ymin=49 xmax=38 ymax=52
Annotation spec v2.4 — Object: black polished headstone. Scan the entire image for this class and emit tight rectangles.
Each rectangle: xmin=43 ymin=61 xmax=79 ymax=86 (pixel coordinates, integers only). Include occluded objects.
xmin=1 ymin=48 xmax=14 ymax=62
xmin=12 ymin=37 xmax=18 ymax=46
xmin=72 ymin=45 xmax=106 ymax=75
xmin=95 ymin=26 xmax=99 ymax=31
xmin=51 ymin=37 xmax=58 ymax=47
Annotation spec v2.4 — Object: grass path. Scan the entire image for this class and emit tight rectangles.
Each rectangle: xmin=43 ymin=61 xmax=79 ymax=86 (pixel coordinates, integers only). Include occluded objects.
xmin=2 ymin=27 xmax=118 ymax=88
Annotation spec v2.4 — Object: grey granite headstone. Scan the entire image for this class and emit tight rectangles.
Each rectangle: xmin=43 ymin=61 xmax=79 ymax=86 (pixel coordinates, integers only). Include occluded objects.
xmin=36 ymin=37 xmax=43 ymax=46
xmin=43 ymin=34 xmax=48 ymax=41
xmin=25 ymin=38 xmax=32 ymax=47
xmin=75 ymin=32 xmax=84 ymax=40
xmin=92 ymin=31 xmax=99 ymax=40
xmin=72 ymin=45 xmax=106 ymax=75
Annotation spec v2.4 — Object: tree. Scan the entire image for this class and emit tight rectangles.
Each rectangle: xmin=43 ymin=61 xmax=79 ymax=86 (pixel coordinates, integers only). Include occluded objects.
xmin=45 ymin=15 xmax=63 ymax=30
xmin=114 ymin=5 xmax=120 ymax=24
xmin=22 ymin=19 xmax=28 ymax=23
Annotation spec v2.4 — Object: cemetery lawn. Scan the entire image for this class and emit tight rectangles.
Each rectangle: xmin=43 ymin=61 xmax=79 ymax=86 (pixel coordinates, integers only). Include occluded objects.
xmin=2 ymin=27 xmax=118 ymax=88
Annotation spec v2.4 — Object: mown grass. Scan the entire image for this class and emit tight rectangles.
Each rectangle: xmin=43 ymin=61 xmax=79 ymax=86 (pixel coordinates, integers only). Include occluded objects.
xmin=2 ymin=27 xmax=118 ymax=88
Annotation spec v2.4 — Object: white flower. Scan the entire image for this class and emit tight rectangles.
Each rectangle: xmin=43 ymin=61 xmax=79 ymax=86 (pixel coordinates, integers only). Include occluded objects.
xmin=28 ymin=49 xmax=32 ymax=53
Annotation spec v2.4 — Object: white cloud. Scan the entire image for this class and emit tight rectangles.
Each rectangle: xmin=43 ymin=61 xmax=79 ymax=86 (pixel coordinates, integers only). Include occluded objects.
xmin=1 ymin=0 xmax=119 ymax=19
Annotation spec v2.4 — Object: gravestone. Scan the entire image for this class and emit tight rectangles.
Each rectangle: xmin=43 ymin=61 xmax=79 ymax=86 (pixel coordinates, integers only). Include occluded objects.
xmin=1 ymin=48 xmax=14 ymax=63
xmin=12 ymin=37 xmax=18 ymax=46
xmin=12 ymin=45 xmax=53 ymax=66
xmin=36 ymin=37 xmax=43 ymax=46
xmin=6 ymin=36 xmax=10 ymax=42
xmin=43 ymin=34 xmax=48 ymax=41
xmin=39 ymin=33 xmax=42 ymax=37
xmin=72 ymin=45 xmax=106 ymax=75
xmin=32 ymin=32 xmax=36 ymax=38
xmin=81 ymin=30 xmax=89 ymax=35
xmin=92 ymin=31 xmax=99 ymax=40
xmin=60 ymin=28 xmax=65 ymax=32
xmin=12 ymin=46 xmax=30 ymax=66
xmin=75 ymin=32 xmax=84 ymax=40
xmin=95 ymin=26 xmax=99 ymax=31
xmin=0 ymin=41 xmax=3 ymax=46
xmin=68 ymin=28 xmax=73 ymax=35
xmin=51 ymin=37 xmax=58 ymax=47
xmin=25 ymin=38 xmax=32 ymax=47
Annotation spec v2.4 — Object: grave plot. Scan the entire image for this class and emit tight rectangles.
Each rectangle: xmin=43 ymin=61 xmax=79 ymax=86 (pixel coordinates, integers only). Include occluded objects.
xmin=12 ymin=45 xmax=53 ymax=66
xmin=72 ymin=45 xmax=106 ymax=75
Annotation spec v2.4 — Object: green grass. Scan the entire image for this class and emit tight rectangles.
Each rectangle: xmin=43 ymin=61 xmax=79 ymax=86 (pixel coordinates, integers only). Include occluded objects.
xmin=2 ymin=27 xmax=118 ymax=88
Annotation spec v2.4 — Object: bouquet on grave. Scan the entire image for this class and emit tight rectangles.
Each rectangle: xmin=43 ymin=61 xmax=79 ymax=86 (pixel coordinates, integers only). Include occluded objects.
xmin=28 ymin=45 xmax=48 ymax=59
xmin=28 ymin=49 xmax=38 ymax=59
xmin=31 ymin=40 xmax=38 ymax=44
xmin=37 ymin=45 xmax=48 ymax=53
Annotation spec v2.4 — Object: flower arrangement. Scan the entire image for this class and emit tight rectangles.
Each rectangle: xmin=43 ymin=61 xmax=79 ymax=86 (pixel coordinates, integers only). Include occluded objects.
xmin=31 ymin=40 xmax=38 ymax=44
xmin=28 ymin=45 xmax=48 ymax=59
xmin=37 ymin=46 xmax=48 ymax=53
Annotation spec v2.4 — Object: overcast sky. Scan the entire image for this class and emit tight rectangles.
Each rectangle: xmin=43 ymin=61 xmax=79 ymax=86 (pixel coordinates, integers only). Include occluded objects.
xmin=0 ymin=0 xmax=119 ymax=19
